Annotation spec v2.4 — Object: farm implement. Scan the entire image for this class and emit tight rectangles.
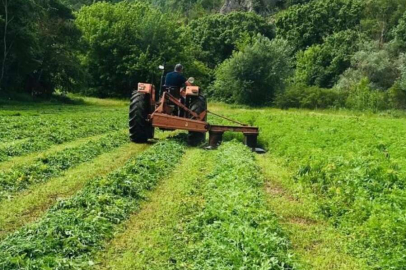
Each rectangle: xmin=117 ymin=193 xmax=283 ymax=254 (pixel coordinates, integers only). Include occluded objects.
xmin=129 ymin=73 xmax=262 ymax=152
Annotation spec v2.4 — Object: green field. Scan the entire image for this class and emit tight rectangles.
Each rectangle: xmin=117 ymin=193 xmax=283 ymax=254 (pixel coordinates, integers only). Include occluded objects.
xmin=0 ymin=98 xmax=405 ymax=269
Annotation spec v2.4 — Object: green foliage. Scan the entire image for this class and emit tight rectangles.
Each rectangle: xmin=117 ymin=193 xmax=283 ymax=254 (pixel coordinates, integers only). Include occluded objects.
xmin=336 ymin=42 xmax=399 ymax=91
xmin=387 ymin=82 xmax=406 ymax=109
xmin=275 ymin=0 xmax=362 ymax=51
xmin=213 ymin=36 xmax=292 ymax=105
xmin=172 ymin=142 xmax=296 ymax=269
xmin=76 ymin=1 xmax=197 ymax=97
xmin=361 ymin=0 xmax=406 ymax=42
xmin=275 ymin=84 xmax=347 ymax=109
xmin=213 ymin=104 xmax=406 ymax=269
xmin=188 ymin=12 xmax=274 ymax=68
xmin=345 ymin=77 xmax=389 ymax=111
xmin=0 ymin=0 xmax=83 ymax=95
xmin=294 ymin=30 xmax=364 ymax=88
xmin=0 ymin=140 xmax=184 ymax=268
xmin=394 ymin=11 xmax=406 ymax=50
xmin=61 ymin=0 xmax=122 ymax=10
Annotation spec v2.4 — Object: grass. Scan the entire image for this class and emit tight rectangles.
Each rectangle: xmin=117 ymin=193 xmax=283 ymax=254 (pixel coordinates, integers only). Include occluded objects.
xmin=0 ymin=143 xmax=148 ymax=240
xmin=1 ymin=96 xmax=404 ymax=269
xmin=258 ymin=154 xmax=368 ymax=270
xmin=96 ymin=148 xmax=216 ymax=269
xmin=0 ymin=140 xmax=184 ymax=269
xmin=0 ymin=131 xmax=129 ymax=200
xmin=209 ymin=103 xmax=406 ymax=269
xmin=97 ymin=142 xmax=297 ymax=270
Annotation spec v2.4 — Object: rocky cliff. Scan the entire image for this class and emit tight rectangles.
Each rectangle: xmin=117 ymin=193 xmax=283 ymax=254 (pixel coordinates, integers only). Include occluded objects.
xmin=220 ymin=0 xmax=254 ymax=13
xmin=220 ymin=0 xmax=276 ymax=14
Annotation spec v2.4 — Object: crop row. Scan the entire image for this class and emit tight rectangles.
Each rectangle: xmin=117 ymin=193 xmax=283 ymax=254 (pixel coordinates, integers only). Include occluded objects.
xmin=0 ymin=140 xmax=184 ymax=269
xmin=212 ymin=107 xmax=406 ymax=269
xmin=0 ymin=112 xmax=127 ymax=162
xmin=169 ymin=142 xmax=295 ymax=269
xmin=0 ymin=109 xmax=126 ymax=144
xmin=0 ymin=132 xmax=129 ymax=201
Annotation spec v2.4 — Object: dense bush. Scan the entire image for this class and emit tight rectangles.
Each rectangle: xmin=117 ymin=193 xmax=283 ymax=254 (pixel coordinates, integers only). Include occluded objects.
xmin=275 ymin=0 xmax=362 ymax=51
xmin=213 ymin=36 xmax=292 ymax=105
xmin=336 ymin=42 xmax=399 ymax=91
xmin=345 ymin=77 xmax=389 ymax=111
xmin=188 ymin=12 xmax=274 ymax=68
xmin=275 ymin=84 xmax=347 ymax=109
xmin=294 ymin=30 xmax=364 ymax=88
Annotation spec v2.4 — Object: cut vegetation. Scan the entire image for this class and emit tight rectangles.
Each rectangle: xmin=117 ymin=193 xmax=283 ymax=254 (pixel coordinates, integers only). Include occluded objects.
xmin=0 ymin=99 xmax=404 ymax=269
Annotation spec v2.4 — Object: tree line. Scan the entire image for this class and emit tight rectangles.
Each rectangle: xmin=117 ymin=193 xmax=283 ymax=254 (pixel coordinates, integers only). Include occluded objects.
xmin=2 ymin=0 xmax=406 ymax=110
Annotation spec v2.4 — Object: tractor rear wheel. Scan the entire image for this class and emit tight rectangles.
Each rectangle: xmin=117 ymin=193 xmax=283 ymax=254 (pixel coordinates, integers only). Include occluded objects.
xmin=188 ymin=95 xmax=207 ymax=146
xmin=129 ymin=91 xmax=154 ymax=143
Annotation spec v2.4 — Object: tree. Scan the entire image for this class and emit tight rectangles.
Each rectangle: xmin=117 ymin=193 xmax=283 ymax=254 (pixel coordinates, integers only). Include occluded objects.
xmin=213 ymin=35 xmax=292 ymax=105
xmin=28 ymin=0 xmax=84 ymax=94
xmin=336 ymin=41 xmax=399 ymax=91
xmin=294 ymin=30 xmax=365 ymax=88
xmin=60 ymin=0 xmax=122 ymax=10
xmin=0 ymin=0 xmax=39 ymax=91
xmin=188 ymin=12 xmax=274 ymax=68
xmin=76 ymin=1 xmax=201 ymax=97
xmin=275 ymin=0 xmax=362 ymax=51
xmin=361 ymin=0 xmax=406 ymax=44
xmin=393 ymin=11 xmax=406 ymax=51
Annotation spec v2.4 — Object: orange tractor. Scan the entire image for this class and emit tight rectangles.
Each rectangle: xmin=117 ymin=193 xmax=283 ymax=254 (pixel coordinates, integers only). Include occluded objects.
xmin=129 ymin=67 xmax=262 ymax=151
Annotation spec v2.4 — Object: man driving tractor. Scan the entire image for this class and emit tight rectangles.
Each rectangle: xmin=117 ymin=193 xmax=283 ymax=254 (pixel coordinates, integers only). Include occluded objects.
xmin=164 ymin=64 xmax=192 ymax=90
xmin=164 ymin=64 xmax=192 ymax=116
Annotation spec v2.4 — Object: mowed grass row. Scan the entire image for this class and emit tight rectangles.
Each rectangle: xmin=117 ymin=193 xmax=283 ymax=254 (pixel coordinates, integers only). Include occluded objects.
xmin=0 ymin=131 xmax=128 ymax=201
xmin=210 ymin=104 xmax=406 ymax=269
xmin=0 ymin=143 xmax=149 ymax=240
xmin=0 ymin=108 xmax=127 ymax=162
xmin=0 ymin=140 xmax=184 ymax=269
xmin=99 ymin=142 xmax=296 ymax=269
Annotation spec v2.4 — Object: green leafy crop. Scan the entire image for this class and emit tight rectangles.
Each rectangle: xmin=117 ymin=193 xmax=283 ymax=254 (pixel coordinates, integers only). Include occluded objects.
xmin=0 ymin=132 xmax=128 ymax=201
xmin=0 ymin=140 xmax=184 ymax=269
xmin=170 ymin=142 xmax=296 ymax=269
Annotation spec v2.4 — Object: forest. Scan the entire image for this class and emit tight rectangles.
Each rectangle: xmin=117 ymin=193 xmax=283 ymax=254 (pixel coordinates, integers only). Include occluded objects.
xmin=1 ymin=0 xmax=406 ymax=110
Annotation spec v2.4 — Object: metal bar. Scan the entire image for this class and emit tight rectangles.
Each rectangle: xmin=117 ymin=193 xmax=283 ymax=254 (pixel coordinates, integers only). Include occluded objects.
xmin=165 ymin=93 xmax=201 ymax=119
xmin=209 ymin=125 xmax=259 ymax=134
xmin=207 ymin=110 xmax=248 ymax=126
xmin=151 ymin=113 xmax=208 ymax=133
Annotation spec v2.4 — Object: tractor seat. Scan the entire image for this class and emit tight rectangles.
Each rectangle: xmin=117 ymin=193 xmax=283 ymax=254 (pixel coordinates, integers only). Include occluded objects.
xmin=164 ymin=86 xmax=181 ymax=99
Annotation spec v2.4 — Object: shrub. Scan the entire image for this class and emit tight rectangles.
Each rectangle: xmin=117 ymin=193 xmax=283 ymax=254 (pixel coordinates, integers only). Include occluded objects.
xmin=275 ymin=84 xmax=347 ymax=109
xmin=294 ymin=30 xmax=365 ymax=88
xmin=213 ymin=36 xmax=292 ymax=106
xmin=388 ymin=82 xmax=406 ymax=109
xmin=345 ymin=77 xmax=389 ymax=111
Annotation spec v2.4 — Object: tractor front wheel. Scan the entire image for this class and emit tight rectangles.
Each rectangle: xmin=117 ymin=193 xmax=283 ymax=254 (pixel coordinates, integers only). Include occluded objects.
xmin=188 ymin=95 xmax=207 ymax=146
xmin=129 ymin=91 xmax=154 ymax=143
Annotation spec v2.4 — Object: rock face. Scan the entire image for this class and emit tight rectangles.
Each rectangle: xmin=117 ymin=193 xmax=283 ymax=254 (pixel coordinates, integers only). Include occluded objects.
xmin=220 ymin=0 xmax=254 ymax=13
